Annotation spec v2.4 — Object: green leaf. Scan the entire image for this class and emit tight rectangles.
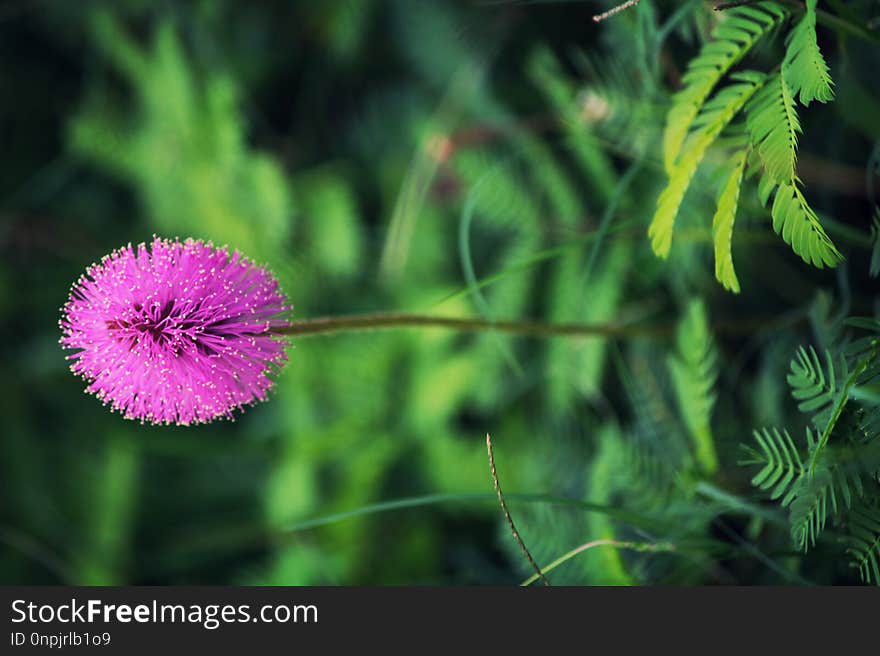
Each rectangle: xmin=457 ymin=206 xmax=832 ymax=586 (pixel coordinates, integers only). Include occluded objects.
xmin=769 ymin=181 xmax=842 ymax=268
xmin=789 ymin=460 xmax=832 ymax=551
xmin=668 ymin=299 xmax=719 ymax=474
xmin=782 ymin=0 xmax=834 ymax=106
xmin=746 ymin=427 xmax=804 ymax=505
xmin=845 ymin=505 xmax=880 ymax=585
xmin=787 ymin=346 xmax=836 ymax=428
xmin=650 ymin=72 xmax=766 ymax=258
xmin=747 ymin=73 xmax=800 ymax=185
xmin=711 ymin=148 xmax=748 ymax=293
xmin=663 ymin=2 xmax=786 ymax=172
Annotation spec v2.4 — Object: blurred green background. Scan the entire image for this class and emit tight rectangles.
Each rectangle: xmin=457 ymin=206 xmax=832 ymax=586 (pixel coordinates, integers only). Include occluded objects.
xmin=1 ymin=0 xmax=878 ymax=585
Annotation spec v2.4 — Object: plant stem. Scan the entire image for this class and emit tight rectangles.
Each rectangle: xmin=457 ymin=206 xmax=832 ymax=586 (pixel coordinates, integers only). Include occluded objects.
xmin=487 ymin=434 xmax=549 ymax=586
xmin=274 ymin=312 xmax=667 ymax=339
xmin=593 ymin=1 xmax=642 ymax=23
xmin=273 ymin=311 xmax=803 ymax=340
xmin=520 ymin=539 xmax=675 ymax=587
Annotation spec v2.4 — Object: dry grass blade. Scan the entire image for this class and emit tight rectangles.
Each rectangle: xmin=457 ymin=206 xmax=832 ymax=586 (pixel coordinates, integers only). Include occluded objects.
xmin=486 ymin=433 xmax=549 ymax=586
xmin=593 ymin=1 xmax=641 ymax=23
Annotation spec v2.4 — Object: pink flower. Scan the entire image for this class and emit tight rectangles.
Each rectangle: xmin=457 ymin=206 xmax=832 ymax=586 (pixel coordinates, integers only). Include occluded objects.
xmin=60 ymin=237 xmax=290 ymax=425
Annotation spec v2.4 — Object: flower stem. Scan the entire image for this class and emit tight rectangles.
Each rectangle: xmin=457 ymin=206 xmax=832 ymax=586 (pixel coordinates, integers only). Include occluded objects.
xmin=273 ymin=311 xmax=802 ymax=340
xmin=274 ymin=312 xmax=668 ymax=339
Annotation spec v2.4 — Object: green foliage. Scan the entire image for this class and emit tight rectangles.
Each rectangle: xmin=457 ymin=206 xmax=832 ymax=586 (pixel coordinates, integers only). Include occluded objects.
xmin=582 ymin=426 xmax=635 ymax=585
xmin=845 ymin=505 xmax=880 ymax=585
xmin=747 ymin=74 xmax=840 ymax=267
xmin=746 ymin=427 xmax=804 ymax=504
xmin=70 ymin=13 xmax=292 ymax=263
xmin=293 ymin=169 xmax=363 ymax=277
xmin=747 ymin=74 xmax=800 ymax=185
xmin=788 ymin=455 xmax=832 ymax=549
xmin=766 ymin=181 xmax=841 ymax=267
xmin=782 ymin=0 xmax=834 ymax=106
xmin=668 ymin=299 xmax=719 ymax=474
xmin=711 ymin=148 xmax=748 ymax=292
xmin=3 ymin=0 xmax=879 ymax=588
xmin=787 ymin=346 xmax=838 ymax=428
xmin=654 ymin=1 xmax=842 ymax=289
xmin=663 ymin=2 xmax=786 ymax=172
xmin=744 ymin=318 xmax=880 ymax=571
xmin=650 ymin=71 xmax=766 ymax=258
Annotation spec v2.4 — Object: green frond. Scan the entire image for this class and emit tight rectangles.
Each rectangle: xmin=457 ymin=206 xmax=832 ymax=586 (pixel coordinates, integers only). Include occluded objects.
xmin=747 ymin=74 xmax=801 ymax=185
xmin=745 ymin=427 xmax=804 ymax=504
xmin=620 ymin=438 xmax=681 ymax=510
xmin=668 ymin=299 xmax=719 ymax=474
xmin=769 ymin=181 xmax=842 ymax=268
xmin=757 ymin=161 xmax=777 ymax=206
xmin=807 ymin=354 xmax=877 ymax=475
xmin=794 ymin=433 xmax=880 ymax=548
xmin=787 ymin=345 xmax=837 ymax=429
xmin=711 ymin=148 xmax=748 ymax=293
xmin=856 ymin=406 xmax=880 ymax=444
xmin=663 ymin=2 xmax=786 ymax=172
xmin=830 ymin=450 xmax=868 ymax=511
xmin=650 ymin=71 xmax=766 ymax=258
xmin=619 ymin=347 xmax=692 ymax=463
xmin=746 ymin=421 xmax=877 ymax=553
xmin=845 ymin=505 xmax=880 ymax=585
xmin=745 ymin=73 xmax=841 ymax=268
xmin=789 ymin=460 xmax=832 ymax=551
xmin=743 ymin=320 xmax=880 ymax=572
xmin=782 ymin=0 xmax=834 ymax=105
xmin=526 ymin=47 xmax=618 ymax=202
xmin=585 ymin=425 xmax=635 ymax=585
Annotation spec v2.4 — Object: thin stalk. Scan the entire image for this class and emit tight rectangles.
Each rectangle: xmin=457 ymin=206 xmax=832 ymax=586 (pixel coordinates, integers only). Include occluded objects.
xmin=274 ymin=312 xmax=667 ymax=339
xmin=273 ymin=312 xmax=801 ymax=340
xmin=593 ymin=1 xmax=642 ymax=23
xmin=487 ymin=434 xmax=548 ymax=586
xmin=520 ymin=539 xmax=675 ymax=587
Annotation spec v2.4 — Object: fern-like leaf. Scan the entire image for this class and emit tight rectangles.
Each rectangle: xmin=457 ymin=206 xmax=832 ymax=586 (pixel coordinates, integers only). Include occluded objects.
xmin=789 ymin=459 xmax=832 ymax=551
xmin=770 ymin=181 xmax=842 ymax=267
xmin=663 ymin=2 xmax=786 ymax=172
xmin=745 ymin=427 xmax=804 ymax=504
xmin=845 ymin=505 xmax=880 ymax=585
xmin=746 ymin=425 xmax=871 ymax=552
xmin=744 ymin=319 xmax=880 ymax=568
xmin=711 ymin=148 xmax=748 ymax=293
xmin=668 ymin=299 xmax=719 ymax=474
xmin=746 ymin=73 xmax=841 ymax=267
xmin=787 ymin=345 xmax=837 ymax=429
xmin=650 ymin=71 xmax=766 ymax=258
xmin=782 ymin=0 xmax=834 ymax=105
xmin=747 ymin=73 xmax=801 ymax=185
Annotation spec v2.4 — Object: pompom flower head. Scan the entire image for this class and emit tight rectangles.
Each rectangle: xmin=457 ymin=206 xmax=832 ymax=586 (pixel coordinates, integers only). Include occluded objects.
xmin=60 ymin=237 xmax=290 ymax=425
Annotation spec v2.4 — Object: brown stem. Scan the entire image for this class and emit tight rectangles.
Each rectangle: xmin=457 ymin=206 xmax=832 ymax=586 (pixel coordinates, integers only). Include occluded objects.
xmin=487 ymin=434 xmax=549 ymax=586
xmin=272 ymin=311 xmax=803 ymax=340
xmin=273 ymin=312 xmax=668 ymax=339
xmin=593 ymin=1 xmax=642 ymax=23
